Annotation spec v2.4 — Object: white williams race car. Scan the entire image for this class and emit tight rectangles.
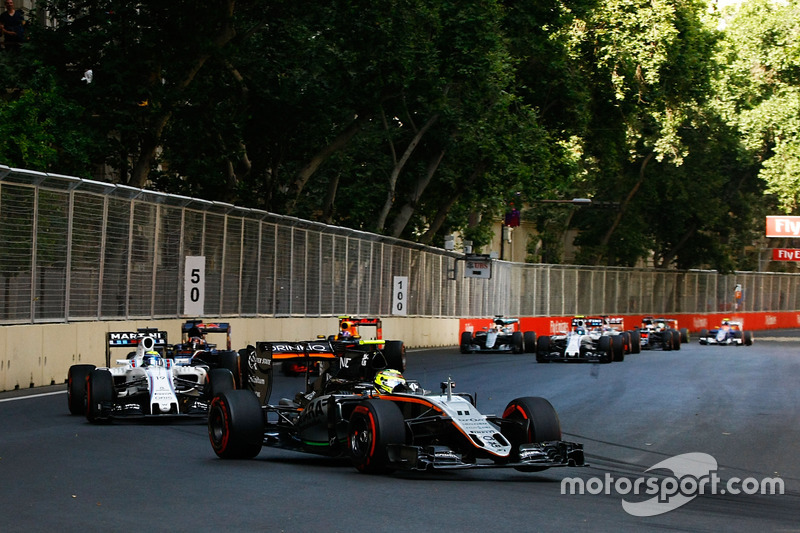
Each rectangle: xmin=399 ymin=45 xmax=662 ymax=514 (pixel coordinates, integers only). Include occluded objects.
xmin=68 ymin=331 xmax=235 ymax=423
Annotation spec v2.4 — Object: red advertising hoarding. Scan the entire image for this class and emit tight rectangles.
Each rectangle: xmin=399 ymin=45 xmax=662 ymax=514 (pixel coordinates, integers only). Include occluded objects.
xmin=772 ymin=248 xmax=800 ymax=261
xmin=766 ymin=216 xmax=800 ymax=237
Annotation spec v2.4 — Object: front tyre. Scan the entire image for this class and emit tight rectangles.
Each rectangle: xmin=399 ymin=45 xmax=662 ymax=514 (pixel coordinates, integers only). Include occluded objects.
xmin=208 ymin=391 xmax=264 ymax=459
xmin=523 ymin=331 xmax=537 ymax=354
xmin=535 ymin=336 xmax=550 ymax=363
xmin=598 ymin=336 xmax=613 ymax=364
xmin=348 ymin=399 xmax=406 ymax=474
xmin=86 ymin=369 xmax=114 ymax=424
xmin=502 ymin=396 xmax=562 ymax=472
xmin=67 ymin=364 xmax=95 ymax=415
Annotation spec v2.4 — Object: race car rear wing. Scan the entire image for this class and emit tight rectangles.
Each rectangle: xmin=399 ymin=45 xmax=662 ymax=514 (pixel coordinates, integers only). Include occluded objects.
xmin=244 ymin=339 xmax=384 ymax=405
xmin=105 ymin=329 xmax=168 ymax=366
xmin=180 ymin=320 xmax=232 ymax=349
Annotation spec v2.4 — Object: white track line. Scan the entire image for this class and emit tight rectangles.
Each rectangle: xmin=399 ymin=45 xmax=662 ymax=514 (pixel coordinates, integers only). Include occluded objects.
xmin=0 ymin=390 xmax=66 ymax=403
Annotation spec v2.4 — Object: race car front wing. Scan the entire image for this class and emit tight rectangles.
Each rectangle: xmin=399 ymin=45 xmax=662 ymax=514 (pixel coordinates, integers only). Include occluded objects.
xmin=385 ymin=440 xmax=586 ymax=471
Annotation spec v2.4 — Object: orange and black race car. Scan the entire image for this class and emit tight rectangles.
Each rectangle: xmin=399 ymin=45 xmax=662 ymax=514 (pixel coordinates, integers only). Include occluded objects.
xmin=281 ymin=316 xmax=393 ymax=376
xmin=209 ymin=342 xmax=585 ymax=476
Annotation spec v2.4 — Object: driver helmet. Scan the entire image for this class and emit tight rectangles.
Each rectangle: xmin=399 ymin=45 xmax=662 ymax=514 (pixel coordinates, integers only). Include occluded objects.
xmin=373 ymin=369 xmax=406 ymax=394
xmin=189 ymin=336 xmax=204 ymax=350
xmin=141 ymin=350 xmax=161 ymax=367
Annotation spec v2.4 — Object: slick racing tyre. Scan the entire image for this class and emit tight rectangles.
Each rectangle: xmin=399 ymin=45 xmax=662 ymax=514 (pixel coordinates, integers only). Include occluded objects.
xmin=218 ymin=350 xmax=242 ymax=389
xmin=535 ymin=336 xmax=550 ymax=363
xmin=383 ymin=340 xmax=407 ymax=372
xmin=598 ymin=336 xmax=613 ymax=364
xmin=208 ymin=390 xmax=264 ymax=459
xmin=671 ymin=329 xmax=681 ymax=350
xmin=86 ymin=369 xmax=114 ymax=424
xmin=348 ymin=399 xmax=406 ymax=475
xmin=502 ymin=397 xmax=562 ymax=472
xmin=67 ymin=364 xmax=96 ymax=415
xmin=523 ymin=331 xmax=537 ymax=354
xmin=460 ymin=331 xmax=474 ymax=354
xmin=511 ymin=331 xmax=524 ymax=354
xmin=629 ymin=329 xmax=641 ymax=354
xmin=206 ymin=368 xmax=236 ymax=400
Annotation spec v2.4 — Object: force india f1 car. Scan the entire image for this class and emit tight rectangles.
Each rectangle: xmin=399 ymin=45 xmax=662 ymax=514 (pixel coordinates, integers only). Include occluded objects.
xmin=67 ymin=331 xmax=235 ymax=423
xmin=698 ymin=318 xmax=754 ymax=346
xmin=535 ymin=316 xmax=627 ymax=363
xmin=460 ymin=316 xmax=537 ymax=354
xmin=208 ymin=341 xmax=585 ymax=475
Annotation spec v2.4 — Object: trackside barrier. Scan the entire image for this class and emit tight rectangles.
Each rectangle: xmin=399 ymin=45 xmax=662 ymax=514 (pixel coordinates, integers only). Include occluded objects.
xmin=3 ymin=312 xmax=797 ymax=393
xmin=0 ymin=317 xmax=459 ymax=392
xmin=460 ymin=311 xmax=800 ymax=337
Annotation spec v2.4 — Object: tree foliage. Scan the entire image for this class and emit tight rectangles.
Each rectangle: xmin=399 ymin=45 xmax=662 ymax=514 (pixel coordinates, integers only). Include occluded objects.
xmin=0 ymin=0 xmax=789 ymax=270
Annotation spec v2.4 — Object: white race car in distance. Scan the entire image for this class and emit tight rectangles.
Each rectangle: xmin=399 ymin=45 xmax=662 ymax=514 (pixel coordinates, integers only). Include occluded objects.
xmin=68 ymin=332 xmax=235 ymax=423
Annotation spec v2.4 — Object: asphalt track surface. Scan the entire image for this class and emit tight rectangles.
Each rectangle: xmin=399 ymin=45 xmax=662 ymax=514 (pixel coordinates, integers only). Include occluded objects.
xmin=2 ymin=331 xmax=800 ymax=532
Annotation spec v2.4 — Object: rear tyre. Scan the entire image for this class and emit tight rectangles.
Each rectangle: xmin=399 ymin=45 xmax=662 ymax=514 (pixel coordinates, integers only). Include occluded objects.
xmin=67 ymin=364 xmax=95 ymax=415
xmin=663 ymin=332 xmax=673 ymax=351
xmin=383 ymin=340 xmax=407 ymax=372
xmin=744 ymin=331 xmax=754 ymax=346
xmin=206 ymin=368 xmax=236 ymax=400
xmin=460 ymin=332 xmax=474 ymax=354
xmin=348 ymin=399 xmax=406 ymax=474
xmin=86 ymin=369 xmax=114 ymax=424
xmin=208 ymin=391 xmax=264 ymax=459
xmin=511 ymin=331 xmax=524 ymax=354
xmin=699 ymin=329 xmax=708 ymax=345
xmin=218 ymin=350 xmax=242 ymax=389
xmin=502 ymin=397 xmax=562 ymax=472
xmin=671 ymin=329 xmax=681 ymax=351
xmin=630 ymin=329 xmax=641 ymax=354
xmin=680 ymin=328 xmax=689 ymax=343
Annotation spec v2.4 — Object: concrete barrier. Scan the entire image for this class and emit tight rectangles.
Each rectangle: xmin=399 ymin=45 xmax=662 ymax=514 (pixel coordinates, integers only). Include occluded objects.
xmin=0 ymin=317 xmax=460 ymax=392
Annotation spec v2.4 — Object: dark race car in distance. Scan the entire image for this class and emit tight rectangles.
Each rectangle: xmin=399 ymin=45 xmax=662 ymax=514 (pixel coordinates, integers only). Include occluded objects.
xmin=460 ymin=316 xmax=536 ymax=354
xmin=639 ymin=316 xmax=688 ymax=351
xmin=168 ymin=320 xmax=243 ymax=387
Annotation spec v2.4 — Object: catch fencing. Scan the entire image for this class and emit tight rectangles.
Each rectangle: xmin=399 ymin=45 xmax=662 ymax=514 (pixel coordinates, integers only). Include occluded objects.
xmin=0 ymin=166 xmax=797 ymax=324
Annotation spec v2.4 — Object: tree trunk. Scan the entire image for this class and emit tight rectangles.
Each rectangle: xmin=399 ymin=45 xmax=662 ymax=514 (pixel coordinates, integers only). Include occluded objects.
xmin=287 ymin=116 xmax=364 ymax=214
xmin=595 ymin=152 xmax=655 ymax=261
xmin=419 ymin=163 xmax=485 ymax=244
xmin=389 ymin=149 xmax=445 ymax=238
xmin=127 ymin=1 xmax=237 ymax=188
xmin=374 ymin=113 xmax=439 ymax=233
